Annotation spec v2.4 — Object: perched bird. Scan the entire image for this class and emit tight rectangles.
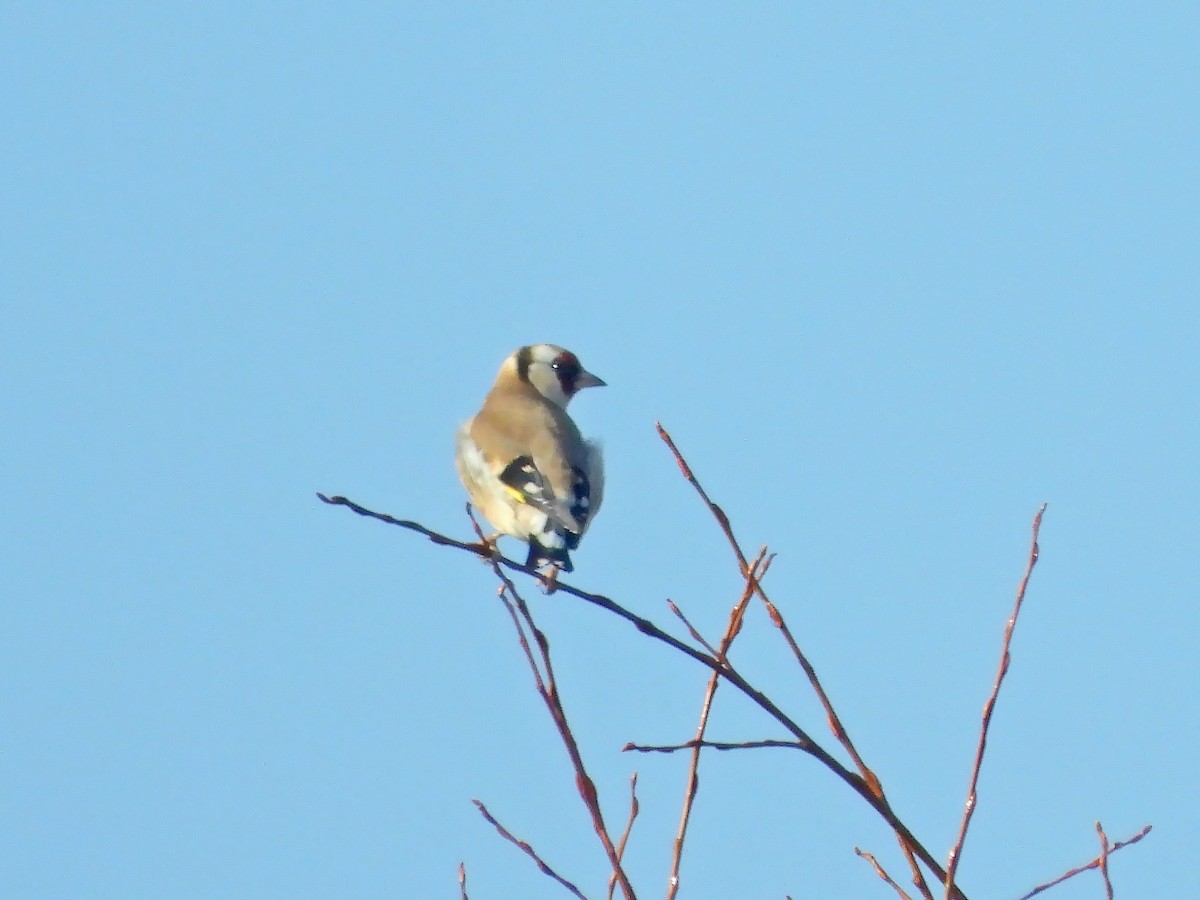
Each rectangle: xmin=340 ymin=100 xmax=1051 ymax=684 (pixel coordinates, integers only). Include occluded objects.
xmin=456 ymin=344 xmax=606 ymax=576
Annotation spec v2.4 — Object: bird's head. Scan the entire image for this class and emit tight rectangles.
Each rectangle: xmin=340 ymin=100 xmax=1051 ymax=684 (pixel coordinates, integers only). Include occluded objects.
xmin=507 ymin=343 xmax=606 ymax=409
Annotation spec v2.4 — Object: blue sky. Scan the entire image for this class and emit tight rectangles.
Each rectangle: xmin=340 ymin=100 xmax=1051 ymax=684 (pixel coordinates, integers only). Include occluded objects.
xmin=3 ymin=4 xmax=1197 ymax=898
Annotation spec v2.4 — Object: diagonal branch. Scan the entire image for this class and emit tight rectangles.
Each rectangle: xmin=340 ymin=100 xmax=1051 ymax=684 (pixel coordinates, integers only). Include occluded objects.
xmin=318 ymin=493 xmax=715 ymax=670
xmin=943 ymin=505 xmax=1047 ymax=898
xmin=472 ymin=800 xmax=588 ymax=899
xmin=1014 ymin=825 xmax=1151 ymax=900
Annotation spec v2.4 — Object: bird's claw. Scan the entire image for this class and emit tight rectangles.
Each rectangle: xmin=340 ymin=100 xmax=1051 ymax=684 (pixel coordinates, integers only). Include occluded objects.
xmin=538 ymin=565 xmax=562 ymax=594
xmin=472 ymin=532 xmax=503 ymax=562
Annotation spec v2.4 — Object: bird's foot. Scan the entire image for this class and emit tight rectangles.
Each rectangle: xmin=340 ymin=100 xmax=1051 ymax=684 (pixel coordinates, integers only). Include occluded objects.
xmin=471 ymin=532 xmax=503 ymax=561
xmin=538 ymin=564 xmax=562 ymax=594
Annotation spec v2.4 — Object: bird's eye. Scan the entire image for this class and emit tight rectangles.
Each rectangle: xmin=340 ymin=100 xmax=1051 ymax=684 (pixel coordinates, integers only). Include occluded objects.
xmin=552 ymin=351 xmax=580 ymax=373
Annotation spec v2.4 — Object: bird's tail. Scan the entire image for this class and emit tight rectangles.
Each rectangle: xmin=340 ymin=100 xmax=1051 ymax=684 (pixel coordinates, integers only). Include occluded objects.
xmin=526 ymin=539 xmax=573 ymax=574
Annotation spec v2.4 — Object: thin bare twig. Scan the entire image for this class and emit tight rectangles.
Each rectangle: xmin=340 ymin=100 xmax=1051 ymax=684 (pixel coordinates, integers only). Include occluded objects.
xmin=656 ymin=424 xmax=937 ymax=900
xmin=665 ymin=549 xmax=770 ymax=899
xmin=473 ymin=515 xmax=636 ymax=900
xmin=759 ymin=597 xmax=879 ymax=793
xmin=943 ymin=505 xmax=1047 ymax=899
xmin=472 ymin=800 xmax=588 ymax=899
xmin=855 ymin=848 xmax=915 ymax=900
xmin=1015 ymin=825 xmax=1151 ymax=900
xmin=665 ymin=599 xmax=724 ymax=661
xmin=317 ymin=493 xmax=482 ymax=551
xmin=624 ymin=738 xmax=803 ymax=753
xmin=458 ymin=861 xmax=468 ymax=900
xmin=1096 ymin=822 xmax=1114 ymax=900
xmin=607 ymin=774 xmax=640 ymax=900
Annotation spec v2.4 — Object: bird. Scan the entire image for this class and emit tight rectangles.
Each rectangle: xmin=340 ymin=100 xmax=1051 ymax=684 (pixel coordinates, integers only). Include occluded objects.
xmin=455 ymin=344 xmax=606 ymax=578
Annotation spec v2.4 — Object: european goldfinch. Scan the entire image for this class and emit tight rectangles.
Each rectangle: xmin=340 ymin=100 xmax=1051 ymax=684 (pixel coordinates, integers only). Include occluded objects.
xmin=456 ymin=344 xmax=606 ymax=575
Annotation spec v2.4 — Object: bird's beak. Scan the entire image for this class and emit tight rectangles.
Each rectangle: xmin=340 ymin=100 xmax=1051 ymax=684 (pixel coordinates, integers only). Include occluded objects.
xmin=576 ymin=369 xmax=606 ymax=389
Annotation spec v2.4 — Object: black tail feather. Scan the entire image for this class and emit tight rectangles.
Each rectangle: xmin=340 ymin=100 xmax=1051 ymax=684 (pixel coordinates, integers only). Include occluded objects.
xmin=526 ymin=540 xmax=573 ymax=573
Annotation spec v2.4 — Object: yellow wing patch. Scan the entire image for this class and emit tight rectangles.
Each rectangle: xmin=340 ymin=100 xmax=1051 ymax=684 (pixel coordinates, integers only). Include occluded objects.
xmin=502 ymin=484 xmax=528 ymax=504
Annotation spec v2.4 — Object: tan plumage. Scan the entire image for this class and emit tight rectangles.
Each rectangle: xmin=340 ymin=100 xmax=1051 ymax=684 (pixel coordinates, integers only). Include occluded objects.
xmin=456 ymin=344 xmax=605 ymax=574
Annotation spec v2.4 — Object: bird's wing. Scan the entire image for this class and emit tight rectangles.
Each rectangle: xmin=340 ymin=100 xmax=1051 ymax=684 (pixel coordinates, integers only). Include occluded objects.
xmin=497 ymin=456 xmax=583 ymax=534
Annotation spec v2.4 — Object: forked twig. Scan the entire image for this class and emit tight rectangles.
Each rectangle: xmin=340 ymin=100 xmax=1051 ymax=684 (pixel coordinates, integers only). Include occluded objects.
xmin=472 ymin=800 xmax=588 ymax=899
xmin=1015 ymin=825 xmax=1151 ymax=900
xmin=943 ymin=505 xmax=1047 ymax=898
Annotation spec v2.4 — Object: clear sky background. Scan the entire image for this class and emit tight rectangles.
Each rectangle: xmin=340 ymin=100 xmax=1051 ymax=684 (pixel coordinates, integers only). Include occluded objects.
xmin=3 ymin=4 xmax=1197 ymax=899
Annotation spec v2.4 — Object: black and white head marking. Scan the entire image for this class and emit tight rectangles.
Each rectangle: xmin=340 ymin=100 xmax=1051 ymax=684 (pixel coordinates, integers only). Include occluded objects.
xmin=513 ymin=343 xmax=605 ymax=408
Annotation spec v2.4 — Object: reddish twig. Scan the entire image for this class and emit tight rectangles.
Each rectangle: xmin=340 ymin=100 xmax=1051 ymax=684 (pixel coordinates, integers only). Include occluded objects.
xmin=855 ymin=848 xmax=915 ymax=900
xmin=666 ymin=550 xmax=770 ymax=899
xmin=470 ymin=510 xmax=635 ymax=899
xmin=607 ymin=774 xmax=640 ymax=900
xmin=656 ymin=424 xmax=937 ymax=900
xmin=624 ymin=738 xmax=803 ymax=753
xmin=1015 ymin=825 xmax=1151 ymax=900
xmin=458 ymin=861 xmax=468 ymax=900
xmin=471 ymin=800 xmax=587 ymax=899
xmin=1096 ymin=822 xmax=1114 ymax=900
xmin=943 ymin=505 xmax=1047 ymax=899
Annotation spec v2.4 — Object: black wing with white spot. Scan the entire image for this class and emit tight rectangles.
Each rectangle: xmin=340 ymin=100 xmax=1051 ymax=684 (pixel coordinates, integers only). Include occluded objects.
xmin=498 ymin=456 xmax=580 ymax=534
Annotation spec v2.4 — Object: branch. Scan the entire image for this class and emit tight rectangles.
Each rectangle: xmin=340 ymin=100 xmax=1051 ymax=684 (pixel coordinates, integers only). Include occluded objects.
xmin=458 ymin=861 xmax=468 ymax=900
xmin=318 ymin=490 xmax=960 ymax=893
xmin=624 ymin=739 xmax=803 ymax=754
xmin=472 ymin=800 xmax=588 ymax=899
xmin=1015 ymin=825 xmax=1151 ymax=900
xmin=317 ymin=494 xmax=717 ymax=670
xmin=656 ymin=424 xmax=938 ymax=900
xmin=943 ymin=505 xmax=1046 ymax=898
